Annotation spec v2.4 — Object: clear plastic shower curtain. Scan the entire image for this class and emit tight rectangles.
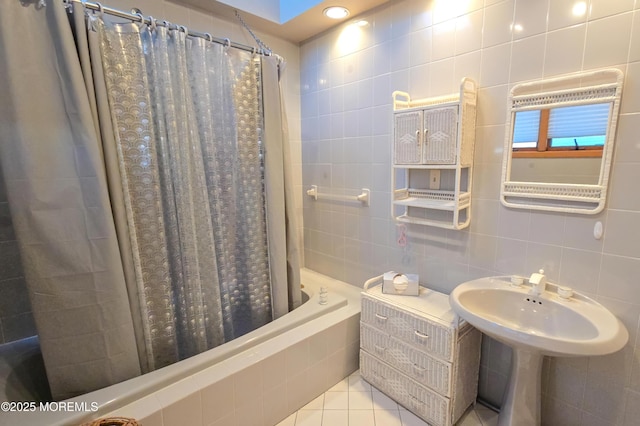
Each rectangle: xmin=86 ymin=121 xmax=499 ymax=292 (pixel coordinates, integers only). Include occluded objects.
xmin=95 ymin=19 xmax=274 ymax=370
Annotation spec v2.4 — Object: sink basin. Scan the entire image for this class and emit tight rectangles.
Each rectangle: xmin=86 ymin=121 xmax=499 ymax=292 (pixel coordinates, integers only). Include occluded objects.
xmin=450 ymin=276 xmax=627 ymax=357
xmin=450 ymin=276 xmax=628 ymax=426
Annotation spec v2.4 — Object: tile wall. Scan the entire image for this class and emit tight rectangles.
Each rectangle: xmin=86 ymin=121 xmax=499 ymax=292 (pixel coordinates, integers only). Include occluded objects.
xmin=300 ymin=0 xmax=640 ymax=424
xmin=0 ymin=169 xmax=35 ymax=344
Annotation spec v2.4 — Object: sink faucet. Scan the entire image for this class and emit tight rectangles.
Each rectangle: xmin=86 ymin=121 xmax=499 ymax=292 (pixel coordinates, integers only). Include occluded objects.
xmin=529 ymin=269 xmax=547 ymax=295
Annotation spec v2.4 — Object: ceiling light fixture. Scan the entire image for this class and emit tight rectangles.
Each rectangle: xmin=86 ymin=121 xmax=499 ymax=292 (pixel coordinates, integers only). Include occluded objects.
xmin=323 ymin=6 xmax=350 ymax=20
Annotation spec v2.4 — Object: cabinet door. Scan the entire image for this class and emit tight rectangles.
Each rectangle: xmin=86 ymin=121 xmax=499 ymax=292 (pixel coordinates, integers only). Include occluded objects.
xmin=394 ymin=111 xmax=423 ymax=164
xmin=424 ymin=106 xmax=458 ymax=164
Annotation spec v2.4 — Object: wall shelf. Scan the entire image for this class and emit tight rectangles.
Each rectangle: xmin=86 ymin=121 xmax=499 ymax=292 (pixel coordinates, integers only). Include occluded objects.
xmin=391 ymin=78 xmax=478 ymax=230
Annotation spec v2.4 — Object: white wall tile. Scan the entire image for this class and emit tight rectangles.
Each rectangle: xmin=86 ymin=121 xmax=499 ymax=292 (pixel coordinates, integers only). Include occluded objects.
xmin=527 ymin=211 xmax=566 ymax=246
xmin=429 ymin=58 xmax=456 ymax=96
xmin=584 ymin=13 xmax=633 ymax=69
xmin=470 ymin=199 xmax=500 ymax=235
xmin=409 ymin=64 xmax=431 ymax=99
xmin=494 ymin=237 xmax=528 ymax=275
xmin=483 ymin=0 xmax=515 ymax=48
xmin=432 ymin=20 xmax=456 ymax=61
xmin=599 ymin=255 xmax=640 ymax=303
xmin=548 ymin=0 xmax=588 ymax=31
xmin=541 ymin=396 xmax=584 ymax=426
xmin=391 ymin=0 xmax=413 ymax=40
xmin=589 ymin=0 xmax=636 ymax=20
xmin=525 ymin=242 xmax=562 ymax=282
xmin=454 ymin=51 xmax=482 ymax=86
xmin=456 ymin=10 xmax=484 ymax=55
xmin=622 ymin=62 xmax=640 ymax=114
xmin=630 ymin=11 xmax=640 ymax=62
xmin=264 ymin=383 xmax=290 ymax=426
xmin=410 ymin=0 xmax=433 ymax=31
xmin=469 ymin=233 xmax=497 ymax=270
xmin=410 ymin=28 xmax=433 ymax=67
xmin=480 ymin=43 xmax=512 ymax=87
xmin=558 ymin=248 xmax=601 ymax=294
xmin=357 ymin=49 xmax=375 ymax=81
xmin=513 ymin=0 xmax=549 ymax=39
xmin=604 ymin=210 xmax=640 ymax=257
xmin=200 ymin=375 xmax=234 ymax=424
xmin=615 ymin=114 xmax=640 ymax=162
xmin=544 ymin=25 xmax=586 ymax=77
xmin=510 ymin=34 xmax=545 ymax=83
xmin=389 ymin=34 xmax=412 ymax=72
xmin=155 ymin=378 xmax=202 ymax=426
xmin=608 ymin=162 xmax=640 ymax=210
xmin=476 ymin=85 xmax=509 ymax=126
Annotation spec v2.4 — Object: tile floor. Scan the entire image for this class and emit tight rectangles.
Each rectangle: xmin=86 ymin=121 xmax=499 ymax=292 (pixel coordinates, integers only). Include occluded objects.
xmin=276 ymin=370 xmax=498 ymax=426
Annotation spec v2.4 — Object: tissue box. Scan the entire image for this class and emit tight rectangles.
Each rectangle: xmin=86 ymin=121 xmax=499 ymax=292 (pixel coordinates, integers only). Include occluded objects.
xmin=382 ymin=272 xmax=419 ymax=296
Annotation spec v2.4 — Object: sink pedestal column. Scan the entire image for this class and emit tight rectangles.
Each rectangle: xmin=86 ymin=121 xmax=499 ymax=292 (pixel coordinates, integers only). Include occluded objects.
xmin=498 ymin=348 xmax=543 ymax=426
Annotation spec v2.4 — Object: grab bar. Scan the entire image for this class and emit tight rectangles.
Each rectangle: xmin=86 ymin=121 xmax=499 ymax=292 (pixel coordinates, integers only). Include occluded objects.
xmin=306 ymin=185 xmax=370 ymax=207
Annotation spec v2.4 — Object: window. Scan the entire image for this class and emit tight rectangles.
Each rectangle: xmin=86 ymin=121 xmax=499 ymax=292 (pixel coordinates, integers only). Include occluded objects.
xmin=511 ymin=103 xmax=610 ymax=158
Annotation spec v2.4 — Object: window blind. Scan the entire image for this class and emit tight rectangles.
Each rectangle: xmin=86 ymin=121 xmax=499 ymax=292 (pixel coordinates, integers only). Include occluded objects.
xmin=548 ymin=103 xmax=610 ymax=139
xmin=512 ymin=110 xmax=540 ymax=148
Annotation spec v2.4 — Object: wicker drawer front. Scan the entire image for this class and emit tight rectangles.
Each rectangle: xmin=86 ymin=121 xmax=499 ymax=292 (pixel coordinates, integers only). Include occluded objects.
xmin=360 ymin=323 xmax=452 ymax=396
xmin=361 ymin=295 xmax=454 ymax=361
xmin=360 ymin=350 xmax=450 ymax=426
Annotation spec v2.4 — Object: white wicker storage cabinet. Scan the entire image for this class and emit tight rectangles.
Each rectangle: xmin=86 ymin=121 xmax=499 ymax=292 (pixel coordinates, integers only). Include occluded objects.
xmin=391 ymin=78 xmax=478 ymax=230
xmin=360 ymin=280 xmax=481 ymax=426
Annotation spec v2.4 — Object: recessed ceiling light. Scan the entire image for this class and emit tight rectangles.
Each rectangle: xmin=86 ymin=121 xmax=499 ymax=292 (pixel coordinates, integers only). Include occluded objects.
xmin=323 ymin=6 xmax=350 ymax=20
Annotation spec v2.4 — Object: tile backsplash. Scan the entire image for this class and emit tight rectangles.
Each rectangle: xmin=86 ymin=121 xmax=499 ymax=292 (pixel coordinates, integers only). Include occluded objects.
xmin=300 ymin=0 xmax=640 ymax=424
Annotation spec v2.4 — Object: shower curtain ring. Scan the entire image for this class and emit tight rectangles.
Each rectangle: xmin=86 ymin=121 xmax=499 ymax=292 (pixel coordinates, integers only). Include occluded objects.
xmin=148 ymin=16 xmax=157 ymax=31
xmin=134 ymin=12 xmax=144 ymax=25
xmin=224 ymin=38 xmax=231 ymax=50
xmin=204 ymin=33 xmax=213 ymax=42
xmin=95 ymin=2 xmax=104 ymax=17
xmin=162 ymin=20 xmax=171 ymax=30
xmin=179 ymin=25 xmax=189 ymax=36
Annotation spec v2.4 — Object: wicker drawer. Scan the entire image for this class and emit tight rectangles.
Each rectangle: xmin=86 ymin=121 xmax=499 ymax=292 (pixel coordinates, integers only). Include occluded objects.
xmin=360 ymin=350 xmax=450 ymax=426
xmin=360 ymin=322 xmax=452 ymax=396
xmin=361 ymin=294 xmax=455 ymax=361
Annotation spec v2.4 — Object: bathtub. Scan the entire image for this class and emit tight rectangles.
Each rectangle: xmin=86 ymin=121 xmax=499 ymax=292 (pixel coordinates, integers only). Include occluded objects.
xmin=3 ymin=269 xmax=362 ymax=426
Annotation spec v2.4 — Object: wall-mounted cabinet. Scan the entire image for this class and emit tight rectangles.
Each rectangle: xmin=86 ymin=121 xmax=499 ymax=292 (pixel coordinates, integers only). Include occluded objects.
xmin=391 ymin=78 xmax=478 ymax=230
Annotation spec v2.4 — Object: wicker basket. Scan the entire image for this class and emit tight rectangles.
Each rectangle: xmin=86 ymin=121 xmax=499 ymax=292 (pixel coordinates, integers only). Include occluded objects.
xmin=81 ymin=417 xmax=140 ymax=426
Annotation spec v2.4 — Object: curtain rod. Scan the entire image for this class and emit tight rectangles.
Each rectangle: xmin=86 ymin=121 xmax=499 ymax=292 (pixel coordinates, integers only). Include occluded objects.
xmin=64 ymin=0 xmax=272 ymax=56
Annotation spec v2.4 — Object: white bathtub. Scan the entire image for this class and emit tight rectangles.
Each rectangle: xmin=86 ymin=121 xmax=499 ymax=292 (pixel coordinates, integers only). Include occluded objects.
xmin=3 ymin=269 xmax=362 ymax=426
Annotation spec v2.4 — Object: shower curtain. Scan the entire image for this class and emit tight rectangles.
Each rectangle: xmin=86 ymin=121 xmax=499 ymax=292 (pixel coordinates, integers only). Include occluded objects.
xmin=0 ymin=0 xmax=300 ymax=400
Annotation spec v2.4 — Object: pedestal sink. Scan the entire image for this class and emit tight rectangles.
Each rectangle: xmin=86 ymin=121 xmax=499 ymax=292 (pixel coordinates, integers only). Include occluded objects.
xmin=449 ymin=276 xmax=628 ymax=426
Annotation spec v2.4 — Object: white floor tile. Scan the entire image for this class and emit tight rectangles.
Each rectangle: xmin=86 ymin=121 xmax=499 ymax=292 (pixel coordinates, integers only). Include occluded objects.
xmin=284 ymin=372 xmax=495 ymax=426
xmin=348 ymin=372 xmax=372 ymax=392
xmin=399 ymin=409 xmax=430 ymax=426
xmin=476 ymin=405 xmax=499 ymax=426
xmin=458 ymin=408 xmax=483 ymax=426
xmin=349 ymin=391 xmax=374 ymax=409
xmin=321 ymin=409 xmax=348 ymax=426
xmin=323 ymin=391 xmax=349 ymax=410
xmin=374 ymin=408 xmax=402 ymax=426
xmin=327 ymin=377 xmax=348 ymax=392
xmin=295 ymin=409 xmax=322 ymax=426
xmin=348 ymin=409 xmax=376 ymax=426
xmin=372 ymin=390 xmax=400 ymax=410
